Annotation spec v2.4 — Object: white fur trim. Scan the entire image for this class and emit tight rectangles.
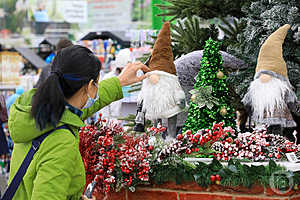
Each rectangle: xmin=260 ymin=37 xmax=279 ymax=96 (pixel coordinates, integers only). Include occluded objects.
xmin=146 ymin=70 xmax=178 ymax=79
xmin=138 ymin=70 xmax=185 ymax=120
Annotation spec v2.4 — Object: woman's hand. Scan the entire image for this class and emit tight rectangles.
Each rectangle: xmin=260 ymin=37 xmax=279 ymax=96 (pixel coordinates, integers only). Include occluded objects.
xmin=118 ymin=62 xmax=151 ymax=86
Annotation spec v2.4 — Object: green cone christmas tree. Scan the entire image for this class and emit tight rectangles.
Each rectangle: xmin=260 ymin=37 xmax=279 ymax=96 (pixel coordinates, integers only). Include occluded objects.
xmin=183 ymin=39 xmax=236 ymax=133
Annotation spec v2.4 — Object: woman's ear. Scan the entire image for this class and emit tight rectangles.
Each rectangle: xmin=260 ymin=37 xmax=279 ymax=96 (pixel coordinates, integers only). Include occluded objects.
xmin=87 ymin=79 xmax=98 ymax=99
xmin=87 ymin=79 xmax=94 ymax=93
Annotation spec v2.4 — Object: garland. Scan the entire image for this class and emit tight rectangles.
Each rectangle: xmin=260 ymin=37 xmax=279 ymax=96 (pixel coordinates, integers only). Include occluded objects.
xmin=151 ymin=157 xmax=300 ymax=192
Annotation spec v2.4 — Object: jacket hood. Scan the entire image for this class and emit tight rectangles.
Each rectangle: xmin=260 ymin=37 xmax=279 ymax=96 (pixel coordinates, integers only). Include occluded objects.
xmin=8 ymin=89 xmax=85 ymax=143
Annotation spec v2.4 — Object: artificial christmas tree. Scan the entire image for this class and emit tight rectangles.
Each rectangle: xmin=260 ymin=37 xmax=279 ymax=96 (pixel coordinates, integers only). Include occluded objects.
xmin=156 ymin=0 xmax=253 ymax=20
xmin=155 ymin=0 xmax=253 ymax=56
xmin=183 ymin=39 xmax=236 ymax=133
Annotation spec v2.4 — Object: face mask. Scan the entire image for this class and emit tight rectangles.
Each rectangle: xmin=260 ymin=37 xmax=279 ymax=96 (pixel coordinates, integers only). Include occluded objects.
xmin=83 ymin=83 xmax=99 ymax=109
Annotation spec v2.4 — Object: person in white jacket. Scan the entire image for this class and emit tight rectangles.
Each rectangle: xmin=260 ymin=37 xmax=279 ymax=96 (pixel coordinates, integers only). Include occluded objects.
xmin=100 ymin=49 xmax=132 ymax=119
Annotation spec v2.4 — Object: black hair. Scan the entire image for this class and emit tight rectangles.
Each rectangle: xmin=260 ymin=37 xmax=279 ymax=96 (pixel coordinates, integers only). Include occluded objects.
xmin=32 ymin=45 xmax=101 ymax=130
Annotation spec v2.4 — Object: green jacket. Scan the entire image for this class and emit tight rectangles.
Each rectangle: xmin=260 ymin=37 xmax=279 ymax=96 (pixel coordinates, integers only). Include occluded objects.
xmin=8 ymin=77 xmax=123 ymax=200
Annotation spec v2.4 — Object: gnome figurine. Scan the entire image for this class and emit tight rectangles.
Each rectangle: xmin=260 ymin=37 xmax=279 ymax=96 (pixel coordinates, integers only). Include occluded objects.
xmin=136 ymin=21 xmax=186 ymax=138
xmin=242 ymin=24 xmax=300 ymax=141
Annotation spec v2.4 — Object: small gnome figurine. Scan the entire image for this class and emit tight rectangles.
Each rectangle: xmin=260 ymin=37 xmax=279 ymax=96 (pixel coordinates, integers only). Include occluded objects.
xmin=242 ymin=24 xmax=300 ymax=142
xmin=136 ymin=21 xmax=186 ymax=138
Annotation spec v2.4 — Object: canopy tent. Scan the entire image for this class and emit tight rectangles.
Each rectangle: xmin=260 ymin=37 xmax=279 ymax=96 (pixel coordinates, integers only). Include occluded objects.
xmin=80 ymin=31 xmax=131 ymax=48
xmin=14 ymin=47 xmax=47 ymax=69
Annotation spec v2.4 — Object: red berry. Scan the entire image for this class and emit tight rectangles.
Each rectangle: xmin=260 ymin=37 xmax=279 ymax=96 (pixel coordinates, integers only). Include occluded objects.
xmin=268 ymin=153 xmax=273 ymax=158
xmin=210 ymin=175 xmax=216 ymax=183
xmin=216 ymin=174 xmax=221 ymax=181
xmin=276 ymin=154 xmax=281 ymax=159
xmin=226 ymin=137 xmax=233 ymax=143
xmin=148 ymin=146 xmax=154 ymax=152
xmin=177 ymin=134 xmax=183 ymax=140
xmin=185 ymin=149 xmax=192 ymax=154
xmin=186 ymin=130 xmax=192 ymax=135
xmin=160 ymin=127 xmax=166 ymax=132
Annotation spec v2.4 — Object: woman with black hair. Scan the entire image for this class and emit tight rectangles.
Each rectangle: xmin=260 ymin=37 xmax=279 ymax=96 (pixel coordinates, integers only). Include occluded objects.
xmin=7 ymin=45 xmax=150 ymax=200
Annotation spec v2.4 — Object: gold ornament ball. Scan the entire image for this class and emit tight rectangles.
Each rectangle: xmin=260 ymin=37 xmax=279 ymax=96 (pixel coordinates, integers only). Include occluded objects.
xmin=220 ymin=107 xmax=227 ymax=116
xmin=217 ymin=71 xmax=224 ymax=79
xmin=191 ymin=94 xmax=196 ymax=102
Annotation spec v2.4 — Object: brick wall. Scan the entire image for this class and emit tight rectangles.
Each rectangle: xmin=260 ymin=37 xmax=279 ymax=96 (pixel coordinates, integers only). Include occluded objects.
xmin=96 ymin=182 xmax=300 ymax=200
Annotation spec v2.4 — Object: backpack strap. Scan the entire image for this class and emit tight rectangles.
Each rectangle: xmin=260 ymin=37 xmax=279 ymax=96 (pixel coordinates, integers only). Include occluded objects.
xmin=1 ymin=124 xmax=74 ymax=200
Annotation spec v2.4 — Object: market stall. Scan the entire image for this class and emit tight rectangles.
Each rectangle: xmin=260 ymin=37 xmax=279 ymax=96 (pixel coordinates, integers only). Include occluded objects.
xmin=0 ymin=46 xmax=47 ymax=96
xmin=78 ymin=22 xmax=300 ymax=200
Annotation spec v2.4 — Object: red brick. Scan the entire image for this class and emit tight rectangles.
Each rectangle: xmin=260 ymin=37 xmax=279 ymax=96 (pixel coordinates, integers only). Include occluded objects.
xmin=236 ymin=197 xmax=288 ymax=200
xmin=209 ymin=184 xmax=225 ymax=192
xmin=208 ymin=184 xmax=264 ymax=194
xmin=294 ymin=190 xmax=300 ymax=195
xmin=128 ymin=189 xmax=177 ymax=200
xmin=265 ymin=187 xmax=295 ymax=196
xmin=150 ymin=181 xmax=207 ymax=192
xmin=95 ymin=189 xmax=126 ymax=200
xmin=179 ymin=193 xmax=232 ymax=200
xmin=232 ymin=185 xmax=263 ymax=194
xmin=291 ymin=195 xmax=300 ymax=200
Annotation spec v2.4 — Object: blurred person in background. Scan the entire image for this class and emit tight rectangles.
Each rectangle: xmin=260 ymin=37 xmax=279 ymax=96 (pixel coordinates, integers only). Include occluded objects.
xmin=6 ymin=86 xmax=25 ymax=113
xmin=35 ymin=38 xmax=73 ymax=88
xmin=0 ymin=94 xmax=9 ymax=174
xmin=33 ymin=4 xmax=49 ymax=34
xmin=100 ymin=48 xmax=132 ymax=119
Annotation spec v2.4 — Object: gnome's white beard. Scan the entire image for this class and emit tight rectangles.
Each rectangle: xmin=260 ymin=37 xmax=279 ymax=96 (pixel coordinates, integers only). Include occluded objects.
xmin=242 ymin=77 xmax=293 ymax=122
xmin=138 ymin=70 xmax=185 ymax=120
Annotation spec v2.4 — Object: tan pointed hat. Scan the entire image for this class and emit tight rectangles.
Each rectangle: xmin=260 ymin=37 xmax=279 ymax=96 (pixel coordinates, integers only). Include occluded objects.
xmin=256 ymin=24 xmax=290 ymax=78
xmin=148 ymin=21 xmax=177 ymax=75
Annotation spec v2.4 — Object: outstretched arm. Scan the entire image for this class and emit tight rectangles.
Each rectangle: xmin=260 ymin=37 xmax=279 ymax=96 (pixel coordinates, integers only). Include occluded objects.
xmin=81 ymin=62 xmax=150 ymax=120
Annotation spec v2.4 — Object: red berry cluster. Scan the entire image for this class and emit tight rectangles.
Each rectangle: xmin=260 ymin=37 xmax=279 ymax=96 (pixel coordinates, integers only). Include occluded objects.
xmin=210 ymin=174 xmax=221 ymax=184
xmin=158 ymin=122 xmax=234 ymax=160
xmin=79 ymin=114 xmax=120 ymax=194
xmin=210 ymin=127 xmax=300 ymax=161
xmin=79 ymin=114 xmax=160 ymax=196
xmin=182 ymin=122 xmax=234 ymax=154
xmin=118 ymin=134 xmax=151 ymax=185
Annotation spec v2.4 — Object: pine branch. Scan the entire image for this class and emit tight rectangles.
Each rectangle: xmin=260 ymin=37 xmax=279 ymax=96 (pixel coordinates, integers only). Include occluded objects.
xmin=156 ymin=0 xmax=254 ymax=20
